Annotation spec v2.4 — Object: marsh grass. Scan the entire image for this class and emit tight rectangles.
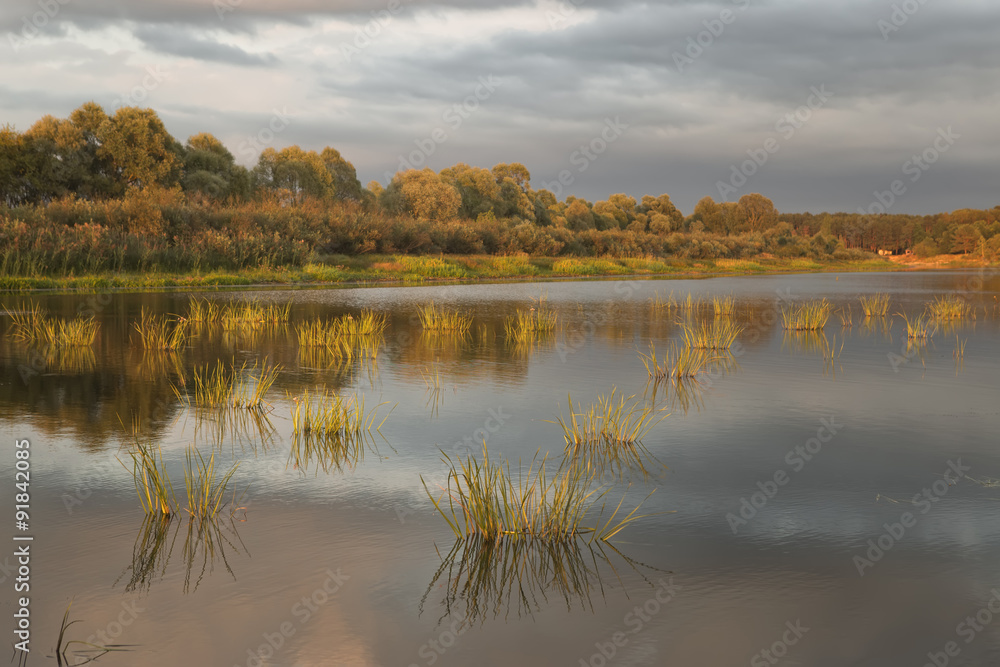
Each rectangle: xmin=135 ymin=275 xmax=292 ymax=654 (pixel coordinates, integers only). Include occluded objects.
xmin=551 ymin=389 xmax=668 ymax=478
xmin=639 ymin=341 xmax=717 ymax=380
xmin=132 ymin=308 xmax=188 ymax=351
xmin=680 ymin=319 xmax=743 ymax=350
xmin=4 ymin=303 xmax=98 ymax=347
xmin=837 ymin=306 xmax=853 ymax=327
xmin=417 ymin=302 xmax=473 ymax=333
xmin=295 ymin=312 xmax=385 ymax=360
xmin=927 ymin=295 xmax=974 ymax=321
xmin=220 ymin=302 xmax=292 ymax=330
xmin=423 ymin=445 xmax=655 ymax=542
xmin=183 ymin=447 xmax=244 ymax=520
xmin=503 ymin=307 xmax=558 ymax=343
xmin=187 ymin=298 xmax=223 ymax=323
xmin=898 ymin=311 xmax=934 ymax=339
xmin=954 ymin=335 xmax=967 ymax=361
xmin=649 ymin=291 xmax=677 ymax=313
xmin=712 ymin=295 xmax=736 ymax=318
xmin=54 ymin=600 xmax=133 ymax=665
xmin=781 ymin=299 xmax=832 ymax=331
xmin=125 ymin=440 xmax=176 ymax=516
xmin=181 ymin=360 xmax=280 ymax=411
xmin=860 ymin=293 xmax=891 ymax=318
xmin=289 ymin=390 xmax=390 ymax=472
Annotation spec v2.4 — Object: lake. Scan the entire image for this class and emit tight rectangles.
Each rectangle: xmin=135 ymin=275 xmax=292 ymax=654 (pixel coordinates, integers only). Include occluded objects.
xmin=2 ymin=270 xmax=999 ymax=667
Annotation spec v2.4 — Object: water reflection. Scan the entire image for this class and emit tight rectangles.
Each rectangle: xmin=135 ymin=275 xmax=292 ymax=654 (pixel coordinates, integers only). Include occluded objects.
xmin=420 ymin=536 xmax=663 ymax=626
xmin=116 ymin=515 xmax=249 ymax=595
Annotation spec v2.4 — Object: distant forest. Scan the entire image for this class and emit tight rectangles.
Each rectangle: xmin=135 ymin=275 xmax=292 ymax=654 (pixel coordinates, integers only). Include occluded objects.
xmin=2 ymin=103 xmax=998 ymax=274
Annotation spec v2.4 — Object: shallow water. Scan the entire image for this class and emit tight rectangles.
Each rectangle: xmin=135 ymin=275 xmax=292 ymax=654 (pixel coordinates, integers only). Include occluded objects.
xmin=2 ymin=270 xmax=999 ymax=667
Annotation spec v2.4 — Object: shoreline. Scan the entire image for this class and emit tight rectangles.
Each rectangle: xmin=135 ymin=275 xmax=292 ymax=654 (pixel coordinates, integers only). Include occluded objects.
xmin=0 ymin=253 xmax=994 ymax=293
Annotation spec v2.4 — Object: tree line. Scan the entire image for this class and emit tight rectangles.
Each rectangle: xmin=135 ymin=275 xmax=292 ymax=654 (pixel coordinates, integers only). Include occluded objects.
xmin=1 ymin=103 xmax=998 ymax=274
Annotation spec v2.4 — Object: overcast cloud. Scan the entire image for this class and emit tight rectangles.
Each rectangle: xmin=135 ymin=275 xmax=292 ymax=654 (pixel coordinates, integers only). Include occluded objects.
xmin=2 ymin=0 xmax=997 ymax=214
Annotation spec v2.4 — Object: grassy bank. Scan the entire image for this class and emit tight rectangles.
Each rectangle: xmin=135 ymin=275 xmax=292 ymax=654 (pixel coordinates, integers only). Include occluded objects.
xmin=3 ymin=253 xmax=983 ymax=292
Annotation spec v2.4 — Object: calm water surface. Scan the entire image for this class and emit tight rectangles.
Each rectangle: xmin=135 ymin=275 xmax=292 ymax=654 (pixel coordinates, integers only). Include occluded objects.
xmin=2 ymin=270 xmax=999 ymax=666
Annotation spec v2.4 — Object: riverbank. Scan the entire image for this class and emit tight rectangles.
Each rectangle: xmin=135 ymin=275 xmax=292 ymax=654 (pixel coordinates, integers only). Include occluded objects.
xmin=0 ymin=253 xmax=994 ymax=292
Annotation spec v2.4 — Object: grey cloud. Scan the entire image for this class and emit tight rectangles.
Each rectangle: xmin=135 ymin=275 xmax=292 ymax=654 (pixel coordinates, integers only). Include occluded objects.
xmin=133 ymin=25 xmax=278 ymax=66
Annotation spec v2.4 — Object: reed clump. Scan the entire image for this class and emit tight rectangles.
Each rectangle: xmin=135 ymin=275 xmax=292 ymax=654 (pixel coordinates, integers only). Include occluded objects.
xmin=504 ymin=308 xmax=558 ymax=342
xmin=860 ymin=293 xmax=891 ymax=318
xmin=898 ymin=311 xmax=933 ymax=339
xmin=220 ymin=302 xmax=292 ymax=330
xmin=181 ymin=360 xmax=280 ymax=411
xmin=132 ymin=308 xmax=188 ymax=351
xmin=290 ymin=390 xmax=390 ymax=471
xmin=125 ymin=440 xmax=176 ymax=516
xmin=954 ymin=335 xmax=967 ymax=361
xmin=187 ymin=298 xmax=224 ymax=323
xmin=780 ymin=299 xmax=832 ymax=331
xmin=423 ymin=445 xmax=653 ymax=542
xmin=639 ymin=341 xmax=717 ymax=380
xmin=184 ymin=447 xmax=243 ymax=520
xmin=926 ymin=295 xmax=973 ymax=321
xmin=417 ymin=302 xmax=473 ymax=333
xmin=712 ymin=295 xmax=736 ymax=318
xmin=4 ymin=303 xmax=99 ymax=347
xmin=680 ymin=319 xmax=743 ymax=350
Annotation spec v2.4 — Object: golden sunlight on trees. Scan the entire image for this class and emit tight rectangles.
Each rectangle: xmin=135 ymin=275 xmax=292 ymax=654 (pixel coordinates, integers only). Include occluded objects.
xmin=97 ymin=107 xmax=182 ymax=190
xmin=383 ymin=168 xmax=461 ymax=221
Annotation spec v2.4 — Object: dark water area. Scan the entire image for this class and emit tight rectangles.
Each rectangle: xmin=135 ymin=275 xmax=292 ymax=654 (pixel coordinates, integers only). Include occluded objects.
xmin=1 ymin=270 xmax=999 ymax=667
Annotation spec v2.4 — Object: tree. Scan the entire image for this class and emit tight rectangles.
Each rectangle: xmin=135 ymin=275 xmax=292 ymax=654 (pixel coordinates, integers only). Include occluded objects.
xmin=439 ymin=163 xmax=502 ymax=218
xmin=97 ymin=107 xmax=182 ymax=190
xmin=182 ymin=132 xmax=249 ymax=201
xmin=320 ymin=147 xmax=363 ymax=202
xmin=736 ymin=193 xmax=778 ymax=233
xmin=252 ymin=146 xmax=333 ymax=202
xmin=383 ymin=168 xmax=460 ymax=221
xmin=691 ymin=196 xmax=727 ymax=234
xmin=641 ymin=194 xmax=683 ymax=233
xmin=951 ymin=223 xmax=983 ymax=254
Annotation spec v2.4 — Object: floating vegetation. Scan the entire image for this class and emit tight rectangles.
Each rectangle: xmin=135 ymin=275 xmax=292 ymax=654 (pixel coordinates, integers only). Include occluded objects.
xmin=423 ymin=445 xmax=654 ymax=542
xmin=4 ymin=303 xmax=98 ymax=347
xmin=183 ymin=447 xmax=244 ymax=520
xmin=780 ymin=299 xmax=832 ymax=331
xmin=132 ymin=308 xmax=188 ymax=351
xmin=898 ymin=311 xmax=934 ymax=339
xmin=180 ymin=360 xmax=280 ymax=411
xmin=421 ymin=536 xmax=663 ymax=625
xmin=639 ymin=341 xmax=717 ymax=380
xmin=926 ymin=295 xmax=973 ymax=321
xmin=417 ymin=302 xmax=473 ymax=333
xmin=712 ymin=295 xmax=736 ymax=318
xmin=680 ymin=319 xmax=743 ymax=350
xmin=860 ymin=293 xmax=891 ymax=318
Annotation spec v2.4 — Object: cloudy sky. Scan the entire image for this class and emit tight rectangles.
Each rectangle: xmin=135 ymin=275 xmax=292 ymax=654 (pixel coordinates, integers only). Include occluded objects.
xmin=2 ymin=0 xmax=998 ymax=214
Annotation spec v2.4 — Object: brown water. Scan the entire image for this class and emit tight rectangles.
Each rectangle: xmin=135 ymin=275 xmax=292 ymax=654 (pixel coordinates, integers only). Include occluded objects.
xmin=2 ymin=270 xmax=999 ymax=666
